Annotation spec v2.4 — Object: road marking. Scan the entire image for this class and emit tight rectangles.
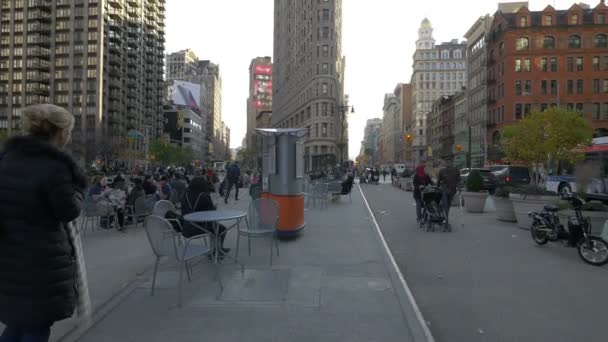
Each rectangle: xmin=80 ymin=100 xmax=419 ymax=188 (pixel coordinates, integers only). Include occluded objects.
xmin=358 ymin=184 xmax=435 ymax=342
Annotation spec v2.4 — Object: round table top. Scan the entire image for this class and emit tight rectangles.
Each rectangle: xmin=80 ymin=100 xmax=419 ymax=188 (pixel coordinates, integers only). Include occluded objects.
xmin=183 ymin=210 xmax=247 ymax=223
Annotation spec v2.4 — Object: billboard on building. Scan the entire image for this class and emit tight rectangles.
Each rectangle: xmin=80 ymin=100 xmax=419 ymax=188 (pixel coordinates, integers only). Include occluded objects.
xmin=253 ymin=64 xmax=272 ymax=110
xmin=172 ymin=80 xmax=201 ymax=110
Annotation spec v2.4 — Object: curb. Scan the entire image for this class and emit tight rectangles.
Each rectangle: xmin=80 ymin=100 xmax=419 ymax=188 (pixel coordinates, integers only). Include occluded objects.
xmin=358 ymin=184 xmax=435 ymax=342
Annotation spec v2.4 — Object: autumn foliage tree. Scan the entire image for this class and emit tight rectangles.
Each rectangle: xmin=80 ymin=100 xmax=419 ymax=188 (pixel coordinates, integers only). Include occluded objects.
xmin=501 ymin=107 xmax=593 ymax=185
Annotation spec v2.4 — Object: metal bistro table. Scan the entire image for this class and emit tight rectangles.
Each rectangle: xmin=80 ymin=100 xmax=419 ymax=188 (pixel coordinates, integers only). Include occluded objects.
xmin=183 ymin=210 xmax=247 ymax=264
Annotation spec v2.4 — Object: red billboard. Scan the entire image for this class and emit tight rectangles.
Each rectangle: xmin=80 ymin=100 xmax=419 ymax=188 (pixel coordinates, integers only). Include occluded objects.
xmin=253 ymin=64 xmax=272 ymax=109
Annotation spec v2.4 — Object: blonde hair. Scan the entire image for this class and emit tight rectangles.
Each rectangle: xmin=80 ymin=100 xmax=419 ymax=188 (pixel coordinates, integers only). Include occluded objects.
xmin=20 ymin=104 xmax=75 ymax=141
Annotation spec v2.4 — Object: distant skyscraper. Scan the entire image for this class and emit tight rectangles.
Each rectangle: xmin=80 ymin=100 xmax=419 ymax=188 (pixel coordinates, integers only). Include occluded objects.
xmin=164 ymin=50 xmax=225 ymax=161
xmin=0 ymin=0 xmax=166 ymax=164
xmin=272 ymin=0 xmax=346 ymax=171
xmin=410 ymin=18 xmax=467 ymax=164
xmin=246 ymin=56 xmax=272 ymax=154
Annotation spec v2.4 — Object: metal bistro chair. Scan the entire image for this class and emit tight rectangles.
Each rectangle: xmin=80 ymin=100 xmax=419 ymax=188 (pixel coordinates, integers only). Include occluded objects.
xmin=327 ymin=181 xmax=342 ymax=201
xmin=80 ymin=195 xmax=116 ymax=235
xmin=236 ymin=198 xmax=280 ymax=266
xmin=125 ymin=195 xmax=152 ymax=227
xmin=144 ymin=215 xmax=217 ymax=307
xmin=311 ymin=183 xmax=329 ymax=209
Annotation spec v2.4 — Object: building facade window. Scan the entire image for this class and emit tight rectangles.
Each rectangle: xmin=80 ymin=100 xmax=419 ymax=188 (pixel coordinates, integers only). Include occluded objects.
xmin=567 ymin=57 xmax=574 ymax=72
xmin=515 ymin=80 xmax=522 ymax=95
xmin=520 ymin=16 xmax=528 ymax=27
xmin=515 ymin=59 xmax=521 ymax=72
xmin=543 ymin=36 xmax=555 ymax=49
xmin=524 ymin=58 xmax=531 ymax=72
xmin=541 ymin=58 xmax=548 ymax=72
xmin=594 ymin=34 xmax=607 ymax=48
xmin=550 ymin=57 xmax=558 ymax=72
xmin=593 ymin=56 xmax=600 ymax=71
xmin=577 ymin=79 xmax=584 ymax=94
xmin=570 ymin=14 xmax=579 ymax=25
xmin=544 ymin=15 xmax=553 ymax=26
xmin=567 ymin=80 xmax=574 ymax=94
xmin=551 ymin=80 xmax=558 ymax=95
xmin=598 ymin=13 xmax=606 ymax=24
xmin=542 ymin=80 xmax=548 ymax=94
xmin=568 ymin=35 xmax=581 ymax=49
xmin=525 ymin=80 xmax=532 ymax=94
xmin=516 ymin=37 xmax=529 ymax=51
xmin=515 ymin=103 xmax=523 ymax=119
xmin=594 ymin=103 xmax=601 ymax=120
xmin=594 ymin=79 xmax=601 ymax=93
xmin=604 ymin=79 xmax=608 ymax=93
xmin=576 ymin=57 xmax=584 ymax=71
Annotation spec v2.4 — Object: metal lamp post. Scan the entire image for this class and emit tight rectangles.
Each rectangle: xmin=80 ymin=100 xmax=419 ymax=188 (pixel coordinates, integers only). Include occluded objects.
xmin=335 ymin=102 xmax=355 ymax=167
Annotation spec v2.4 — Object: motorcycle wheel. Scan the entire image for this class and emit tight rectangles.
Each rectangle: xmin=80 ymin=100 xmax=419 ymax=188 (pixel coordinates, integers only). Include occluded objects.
xmin=531 ymin=222 xmax=549 ymax=245
xmin=577 ymin=237 xmax=608 ymax=266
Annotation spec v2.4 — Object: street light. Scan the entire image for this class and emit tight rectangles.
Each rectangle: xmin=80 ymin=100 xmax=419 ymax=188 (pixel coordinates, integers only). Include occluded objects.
xmin=335 ymin=100 xmax=355 ymax=166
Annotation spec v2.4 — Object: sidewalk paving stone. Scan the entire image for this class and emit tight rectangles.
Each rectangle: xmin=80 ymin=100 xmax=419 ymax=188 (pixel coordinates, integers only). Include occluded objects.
xmin=68 ymin=188 xmax=429 ymax=342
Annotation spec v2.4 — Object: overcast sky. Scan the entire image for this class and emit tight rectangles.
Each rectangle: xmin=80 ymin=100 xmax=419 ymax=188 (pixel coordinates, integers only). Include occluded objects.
xmin=166 ymin=0 xmax=578 ymax=158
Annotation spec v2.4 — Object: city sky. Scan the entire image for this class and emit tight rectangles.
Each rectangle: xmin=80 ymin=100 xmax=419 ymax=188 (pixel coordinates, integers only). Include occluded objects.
xmin=166 ymin=0 xmax=580 ymax=158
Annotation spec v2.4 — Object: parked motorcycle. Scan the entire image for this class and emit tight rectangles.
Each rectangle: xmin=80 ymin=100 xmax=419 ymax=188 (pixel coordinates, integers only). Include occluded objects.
xmin=529 ymin=193 xmax=608 ymax=266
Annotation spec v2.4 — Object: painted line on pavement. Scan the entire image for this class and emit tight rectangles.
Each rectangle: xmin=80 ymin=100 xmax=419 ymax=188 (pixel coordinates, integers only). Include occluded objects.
xmin=358 ymin=184 xmax=435 ymax=342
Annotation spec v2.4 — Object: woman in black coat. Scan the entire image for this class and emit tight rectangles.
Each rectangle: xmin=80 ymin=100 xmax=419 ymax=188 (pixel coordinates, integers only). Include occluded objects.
xmin=0 ymin=104 xmax=86 ymax=341
xmin=180 ymin=177 xmax=229 ymax=254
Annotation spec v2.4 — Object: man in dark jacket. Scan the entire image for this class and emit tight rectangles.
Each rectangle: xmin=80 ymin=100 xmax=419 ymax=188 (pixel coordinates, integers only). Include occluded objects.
xmin=0 ymin=134 xmax=87 ymax=339
xmin=438 ymin=158 xmax=461 ymax=225
xmin=224 ymin=162 xmax=241 ymax=204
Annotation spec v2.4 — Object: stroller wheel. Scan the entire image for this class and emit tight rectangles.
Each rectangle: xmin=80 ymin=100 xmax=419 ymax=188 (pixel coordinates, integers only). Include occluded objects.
xmin=443 ymin=223 xmax=452 ymax=232
xmin=426 ymin=222 xmax=433 ymax=232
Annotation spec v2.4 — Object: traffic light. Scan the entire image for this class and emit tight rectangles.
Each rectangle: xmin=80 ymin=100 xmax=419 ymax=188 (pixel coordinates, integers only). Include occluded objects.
xmin=405 ymin=133 xmax=413 ymax=142
xmin=455 ymin=144 xmax=463 ymax=152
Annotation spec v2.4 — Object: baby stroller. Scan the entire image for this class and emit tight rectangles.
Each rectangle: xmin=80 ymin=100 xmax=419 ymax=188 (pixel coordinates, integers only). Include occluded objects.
xmin=419 ymin=185 xmax=452 ymax=232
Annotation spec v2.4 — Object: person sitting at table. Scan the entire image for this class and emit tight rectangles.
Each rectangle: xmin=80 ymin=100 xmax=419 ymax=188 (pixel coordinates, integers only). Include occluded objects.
xmin=180 ymin=177 xmax=230 ymax=255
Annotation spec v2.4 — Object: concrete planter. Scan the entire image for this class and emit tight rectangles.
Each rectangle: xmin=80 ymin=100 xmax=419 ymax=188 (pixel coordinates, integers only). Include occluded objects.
xmin=494 ymin=196 xmax=516 ymax=222
xmin=510 ymin=193 xmax=558 ymax=229
xmin=557 ymin=210 xmax=608 ymax=236
xmin=462 ymin=191 xmax=488 ymax=213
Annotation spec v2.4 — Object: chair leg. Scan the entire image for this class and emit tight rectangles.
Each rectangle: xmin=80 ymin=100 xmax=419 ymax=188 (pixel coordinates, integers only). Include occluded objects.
xmin=185 ymin=260 xmax=192 ymax=282
xmin=235 ymin=232 xmax=241 ymax=263
xmin=178 ymin=261 xmax=184 ymax=308
xmin=269 ymin=235 xmax=273 ymax=266
xmin=151 ymin=257 xmax=160 ymax=296
xmin=248 ymin=235 xmax=251 ymax=256
xmin=275 ymin=234 xmax=280 ymax=257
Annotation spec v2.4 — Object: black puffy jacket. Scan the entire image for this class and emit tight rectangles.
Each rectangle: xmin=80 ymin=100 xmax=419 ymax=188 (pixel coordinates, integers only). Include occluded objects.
xmin=0 ymin=136 xmax=87 ymax=328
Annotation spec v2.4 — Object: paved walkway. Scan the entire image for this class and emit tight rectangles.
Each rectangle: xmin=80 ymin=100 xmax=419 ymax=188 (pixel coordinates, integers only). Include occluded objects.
xmin=65 ymin=188 xmax=430 ymax=342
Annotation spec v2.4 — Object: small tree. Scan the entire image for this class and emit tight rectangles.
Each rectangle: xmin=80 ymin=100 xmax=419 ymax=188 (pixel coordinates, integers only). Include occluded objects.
xmin=466 ymin=169 xmax=484 ymax=192
xmin=502 ymin=108 xmax=593 ymax=186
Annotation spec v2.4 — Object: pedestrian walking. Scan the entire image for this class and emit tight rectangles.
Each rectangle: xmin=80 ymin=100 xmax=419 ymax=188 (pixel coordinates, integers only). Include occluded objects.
xmin=0 ymin=104 xmax=90 ymax=342
xmin=224 ymin=161 xmax=241 ymax=204
xmin=413 ymin=162 xmax=433 ymax=223
xmin=437 ymin=158 xmax=461 ymax=226
xmin=382 ymin=169 xmax=388 ymax=183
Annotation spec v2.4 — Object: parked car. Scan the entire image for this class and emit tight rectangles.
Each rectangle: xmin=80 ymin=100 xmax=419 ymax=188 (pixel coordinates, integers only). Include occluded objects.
xmin=490 ymin=165 xmax=531 ymax=186
xmin=459 ymin=168 xmax=498 ymax=194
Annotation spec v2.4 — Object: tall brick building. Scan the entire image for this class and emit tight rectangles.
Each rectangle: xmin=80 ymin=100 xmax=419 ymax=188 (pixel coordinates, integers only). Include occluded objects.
xmin=486 ymin=1 xmax=608 ymax=162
